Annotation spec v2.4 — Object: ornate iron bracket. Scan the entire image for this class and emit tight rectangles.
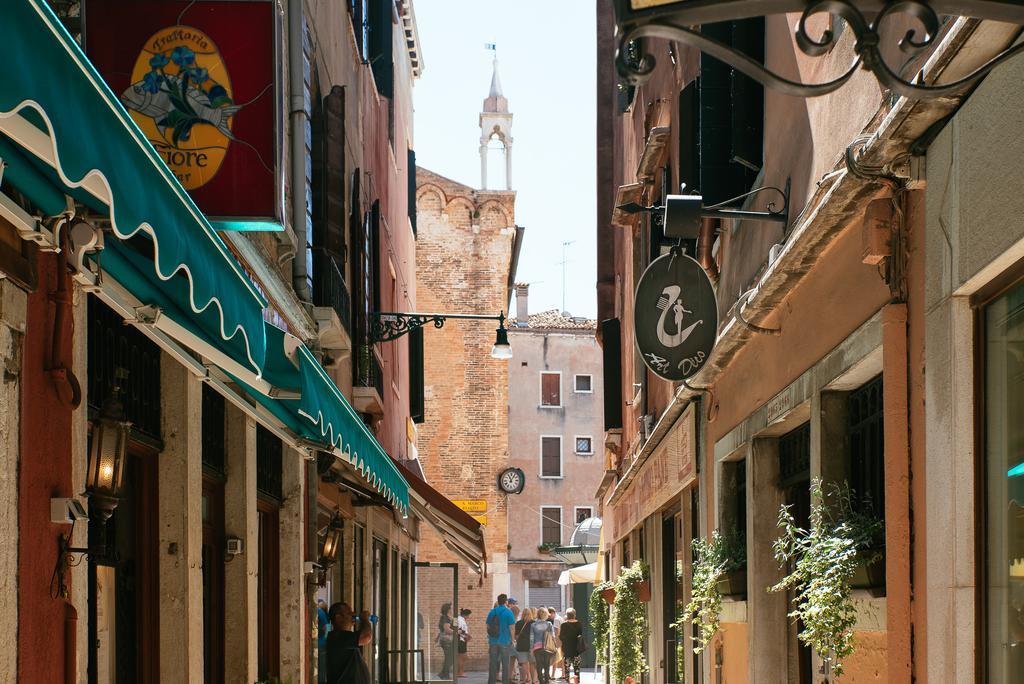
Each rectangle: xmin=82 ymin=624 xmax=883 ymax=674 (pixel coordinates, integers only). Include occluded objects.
xmin=616 ymin=0 xmax=1024 ymax=99
xmin=370 ymin=311 xmax=507 ymax=343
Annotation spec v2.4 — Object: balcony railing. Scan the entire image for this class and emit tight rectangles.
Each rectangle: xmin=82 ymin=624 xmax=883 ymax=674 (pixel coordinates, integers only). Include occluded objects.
xmin=355 ymin=343 xmax=384 ymax=399
xmin=312 ymin=251 xmax=352 ymax=335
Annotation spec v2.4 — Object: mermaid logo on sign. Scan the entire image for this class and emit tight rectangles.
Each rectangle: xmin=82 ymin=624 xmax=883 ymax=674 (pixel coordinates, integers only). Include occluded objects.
xmin=121 ymin=26 xmax=241 ymax=190
xmin=634 ymin=247 xmax=718 ymax=382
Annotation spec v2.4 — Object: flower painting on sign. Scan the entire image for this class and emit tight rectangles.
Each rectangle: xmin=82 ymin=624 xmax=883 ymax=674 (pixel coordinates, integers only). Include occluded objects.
xmin=122 ymin=26 xmax=240 ymax=190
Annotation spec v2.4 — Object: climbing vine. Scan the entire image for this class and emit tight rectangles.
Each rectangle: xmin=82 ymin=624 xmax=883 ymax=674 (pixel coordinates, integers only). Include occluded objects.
xmin=610 ymin=560 xmax=650 ymax=682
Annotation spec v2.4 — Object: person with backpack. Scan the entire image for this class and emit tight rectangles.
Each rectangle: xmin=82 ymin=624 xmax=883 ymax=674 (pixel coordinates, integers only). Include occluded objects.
xmin=486 ymin=593 xmax=517 ymax=684
xmin=557 ymin=609 xmax=586 ymax=684
xmin=514 ymin=607 xmax=538 ymax=684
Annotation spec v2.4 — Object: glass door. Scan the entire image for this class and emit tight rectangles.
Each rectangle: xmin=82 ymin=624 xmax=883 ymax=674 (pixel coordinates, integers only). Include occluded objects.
xmin=414 ymin=562 xmax=459 ymax=682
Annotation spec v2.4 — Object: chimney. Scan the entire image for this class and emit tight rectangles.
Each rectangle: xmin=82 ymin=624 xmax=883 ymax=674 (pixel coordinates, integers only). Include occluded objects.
xmin=515 ymin=283 xmax=529 ymax=326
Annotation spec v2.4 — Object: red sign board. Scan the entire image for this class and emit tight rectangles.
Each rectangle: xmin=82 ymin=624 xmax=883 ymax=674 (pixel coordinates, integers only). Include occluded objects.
xmin=84 ymin=0 xmax=280 ymax=220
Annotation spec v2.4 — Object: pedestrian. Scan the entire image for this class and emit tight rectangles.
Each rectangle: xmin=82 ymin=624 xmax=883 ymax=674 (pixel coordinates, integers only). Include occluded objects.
xmin=547 ymin=607 xmax=564 ymax=680
xmin=457 ymin=607 xmax=472 ymax=677
xmin=324 ymin=602 xmax=372 ymax=684
xmin=557 ymin=609 xmax=585 ymax=684
xmin=317 ymin=599 xmax=332 ymax=684
xmin=514 ymin=607 xmax=537 ymax=684
xmin=530 ymin=607 xmax=557 ymax=684
xmin=486 ymin=593 xmax=517 ymax=684
xmin=438 ymin=602 xmax=456 ymax=679
xmin=509 ymin=602 xmax=522 ymax=682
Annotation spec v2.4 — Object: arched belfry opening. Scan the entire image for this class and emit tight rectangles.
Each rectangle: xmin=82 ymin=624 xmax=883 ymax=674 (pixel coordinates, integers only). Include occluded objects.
xmin=479 ymin=57 xmax=513 ymax=190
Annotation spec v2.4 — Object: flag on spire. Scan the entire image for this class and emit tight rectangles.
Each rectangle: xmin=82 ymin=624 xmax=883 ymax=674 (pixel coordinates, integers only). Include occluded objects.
xmin=485 ymin=43 xmax=496 ymax=51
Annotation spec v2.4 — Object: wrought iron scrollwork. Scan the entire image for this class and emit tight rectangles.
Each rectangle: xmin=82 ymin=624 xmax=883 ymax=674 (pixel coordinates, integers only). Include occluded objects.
xmin=370 ymin=313 xmax=446 ymax=343
xmin=616 ymin=0 xmax=1024 ymax=100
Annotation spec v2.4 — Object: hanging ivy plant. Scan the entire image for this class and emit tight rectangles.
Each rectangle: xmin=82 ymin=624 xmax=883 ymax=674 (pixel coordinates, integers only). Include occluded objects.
xmin=589 ymin=580 xmax=613 ymax=666
xmin=770 ymin=478 xmax=883 ymax=678
xmin=611 ymin=560 xmax=651 ymax=682
xmin=682 ymin=529 xmax=746 ymax=653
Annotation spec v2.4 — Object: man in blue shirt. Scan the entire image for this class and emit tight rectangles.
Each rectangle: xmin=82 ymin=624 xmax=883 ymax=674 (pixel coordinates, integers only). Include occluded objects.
xmin=486 ymin=593 xmax=517 ymax=684
xmin=317 ymin=599 xmax=331 ymax=683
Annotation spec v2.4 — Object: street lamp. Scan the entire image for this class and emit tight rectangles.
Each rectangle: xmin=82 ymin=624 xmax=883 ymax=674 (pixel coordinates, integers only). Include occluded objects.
xmin=370 ymin=311 xmax=513 ymax=359
xmin=84 ymin=368 xmax=131 ymax=520
xmin=612 ymin=0 xmax=1024 ymax=100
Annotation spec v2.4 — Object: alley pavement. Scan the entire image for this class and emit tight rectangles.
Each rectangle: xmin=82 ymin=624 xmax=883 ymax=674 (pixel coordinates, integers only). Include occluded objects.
xmin=454 ymin=670 xmax=604 ymax=684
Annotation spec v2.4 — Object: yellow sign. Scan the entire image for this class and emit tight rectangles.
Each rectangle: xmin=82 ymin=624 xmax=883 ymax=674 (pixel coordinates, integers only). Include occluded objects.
xmin=452 ymin=500 xmax=488 ymax=514
xmin=123 ymin=26 xmax=237 ymax=190
xmin=471 ymin=515 xmax=487 ymax=526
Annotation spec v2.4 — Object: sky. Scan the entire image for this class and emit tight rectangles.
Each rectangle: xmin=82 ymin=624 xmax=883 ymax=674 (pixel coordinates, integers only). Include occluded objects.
xmin=412 ymin=0 xmax=598 ymax=319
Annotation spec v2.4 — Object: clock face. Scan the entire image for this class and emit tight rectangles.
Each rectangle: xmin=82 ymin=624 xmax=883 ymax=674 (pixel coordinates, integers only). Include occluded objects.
xmin=499 ymin=468 xmax=524 ymax=494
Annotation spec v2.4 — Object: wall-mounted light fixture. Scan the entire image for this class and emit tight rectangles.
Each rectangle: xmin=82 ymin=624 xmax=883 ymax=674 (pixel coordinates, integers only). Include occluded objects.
xmin=370 ymin=311 xmax=513 ymax=359
xmin=314 ymin=514 xmax=344 ymax=587
xmin=51 ymin=369 xmax=132 ymax=598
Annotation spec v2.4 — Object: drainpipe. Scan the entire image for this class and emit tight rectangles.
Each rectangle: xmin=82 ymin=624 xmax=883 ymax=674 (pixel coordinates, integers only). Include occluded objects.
xmin=288 ymin=0 xmax=312 ymax=304
xmin=697 ymin=217 xmax=720 ymax=282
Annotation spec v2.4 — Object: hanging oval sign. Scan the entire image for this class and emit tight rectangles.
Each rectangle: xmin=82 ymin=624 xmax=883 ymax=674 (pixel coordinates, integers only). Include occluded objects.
xmin=633 ymin=248 xmax=718 ymax=381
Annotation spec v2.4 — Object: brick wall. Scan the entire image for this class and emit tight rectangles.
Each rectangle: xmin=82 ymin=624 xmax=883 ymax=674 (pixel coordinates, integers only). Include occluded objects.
xmin=415 ymin=167 xmax=517 ymax=669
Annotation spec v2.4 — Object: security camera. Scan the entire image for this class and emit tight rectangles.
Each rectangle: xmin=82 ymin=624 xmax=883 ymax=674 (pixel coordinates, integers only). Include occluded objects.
xmin=50 ymin=497 xmax=89 ymax=525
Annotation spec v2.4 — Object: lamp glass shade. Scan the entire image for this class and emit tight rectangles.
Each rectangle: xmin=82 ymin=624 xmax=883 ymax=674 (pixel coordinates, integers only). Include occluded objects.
xmin=491 ymin=325 xmax=513 ymax=359
xmin=320 ymin=526 xmax=342 ymax=566
xmin=85 ymin=414 xmax=130 ymax=511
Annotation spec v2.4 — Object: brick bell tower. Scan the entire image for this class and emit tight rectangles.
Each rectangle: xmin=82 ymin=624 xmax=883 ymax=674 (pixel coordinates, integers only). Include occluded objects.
xmin=479 ymin=56 xmax=513 ymax=190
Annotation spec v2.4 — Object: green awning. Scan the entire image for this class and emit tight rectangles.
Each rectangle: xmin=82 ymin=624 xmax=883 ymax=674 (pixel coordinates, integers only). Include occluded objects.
xmin=240 ymin=326 xmax=411 ymax=514
xmin=0 ymin=0 xmax=267 ymax=373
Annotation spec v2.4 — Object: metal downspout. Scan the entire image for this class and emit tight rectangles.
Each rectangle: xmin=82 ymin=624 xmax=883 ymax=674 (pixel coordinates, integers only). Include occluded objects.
xmin=288 ymin=0 xmax=312 ymax=304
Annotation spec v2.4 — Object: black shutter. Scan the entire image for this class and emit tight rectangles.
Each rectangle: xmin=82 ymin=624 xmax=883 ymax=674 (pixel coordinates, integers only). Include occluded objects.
xmin=601 ymin=318 xmax=623 ymax=430
xmin=371 ymin=200 xmax=382 ymax=313
xmin=409 ymin=326 xmax=424 ymax=423
xmin=314 ymin=86 xmax=346 ymax=259
xmin=730 ymin=18 xmax=764 ymax=193
xmin=408 ymin=148 xmax=417 ymax=236
xmin=369 ymin=0 xmax=394 ymax=98
xmin=699 ymin=22 xmax=734 ymax=206
xmin=678 ymin=82 xmax=699 ymax=194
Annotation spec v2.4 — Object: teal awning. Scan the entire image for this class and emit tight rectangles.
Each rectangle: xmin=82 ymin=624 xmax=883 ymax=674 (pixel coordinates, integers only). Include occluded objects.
xmin=239 ymin=325 xmax=410 ymax=514
xmin=0 ymin=0 xmax=267 ymax=373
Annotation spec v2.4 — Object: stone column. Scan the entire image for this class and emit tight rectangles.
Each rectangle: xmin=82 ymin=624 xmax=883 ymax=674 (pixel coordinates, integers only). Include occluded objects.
xmin=0 ymin=279 xmax=26 ymax=679
xmin=223 ymin=404 xmax=258 ymax=683
xmin=480 ymin=144 xmax=488 ymax=190
xmin=504 ymin=143 xmax=512 ymax=190
xmin=747 ymin=438 xmax=788 ymax=683
xmin=158 ymin=357 xmax=204 ymax=683
xmin=279 ymin=446 xmax=307 ymax=681
xmin=70 ymin=284 xmax=89 ymax=684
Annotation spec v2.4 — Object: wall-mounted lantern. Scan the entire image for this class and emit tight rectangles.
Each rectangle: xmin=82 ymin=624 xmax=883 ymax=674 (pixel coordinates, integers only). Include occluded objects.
xmin=83 ymin=369 xmax=131 ymax=520
xmin=371 ymin=310 xmax=513 ymax=359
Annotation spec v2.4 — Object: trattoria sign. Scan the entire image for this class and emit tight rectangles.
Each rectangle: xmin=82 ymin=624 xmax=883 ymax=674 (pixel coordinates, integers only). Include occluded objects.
xmin=85 ymin=1 xmax=280 ymax=221
xmin=634 ymin=247 xmax=717 ymax=381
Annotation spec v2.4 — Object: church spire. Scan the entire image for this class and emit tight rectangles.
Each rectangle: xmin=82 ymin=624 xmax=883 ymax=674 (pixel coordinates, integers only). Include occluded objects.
xmin=480 ymin=47 xmax=513 ymax=190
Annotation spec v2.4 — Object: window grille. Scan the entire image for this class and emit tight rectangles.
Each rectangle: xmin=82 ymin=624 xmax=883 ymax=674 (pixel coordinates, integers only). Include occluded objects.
xmin=87 ymin=295 xmax=161 ymax=441
xmin=574 ymin=374 xmax=592 ymax=392
xmin=202 ymin=384 xmax=225 ymax=475
xmin=256 ymin=425 xmax=283 ymax=501
xmin=575 ymin=437 xmax=593 ymax=455
xmin=849 ymin=375 xmax=885 ymax=518
xmin=541 ymin=508 xmax=562 ymax=545
xmin=778 ymin=422 xmax=810 ymax=489
xmin=541 ymin=437 xmax=562 ymax=478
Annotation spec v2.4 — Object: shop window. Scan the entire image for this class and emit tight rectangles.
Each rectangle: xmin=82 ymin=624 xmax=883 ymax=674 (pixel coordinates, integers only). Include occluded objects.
xmin=541 ymin=507 xmax=562 ymax=546
xmin=257 ymin=499 xmax=280 ymax=679
xmin=574 ymin=374 xmax=593 ymax=393
xmin=778 ymin=422 xmax=811 ymax=491
xmin=719 ymin=458 xmax=747 ymax=567
xmin=201 ymin=384 xmax=225 ymax=476
xmin=541 ymin=372 xmax=561 ymax=407
xmin=256 ymin=426 xmax=283 ymax=501
xmin=984 ymin=282 xmax=1024 ymax=681
xmin=541 ymin=436 xmax=562 ymax=478
xmin=575 ymin=436 xmax=594 ymax=455
xmin=848 ymin=375 xmax=885 ymax=518
xmin=575 ymin=507 xmax=593 ymax=525
xmin=353 ymin=524 xmax=366 ymax=614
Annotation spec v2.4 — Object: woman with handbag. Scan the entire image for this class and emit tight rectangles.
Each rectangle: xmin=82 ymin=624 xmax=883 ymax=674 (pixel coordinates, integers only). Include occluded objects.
xmin=556 ymin=609 xmax=585 ymax=684
xmin=437 ymin=602 xmax=455 ymax=679
xmin=530 ymin=608 xmax=557 ymax=684
xmin=514 ymin=607 xmax=537 ymax=684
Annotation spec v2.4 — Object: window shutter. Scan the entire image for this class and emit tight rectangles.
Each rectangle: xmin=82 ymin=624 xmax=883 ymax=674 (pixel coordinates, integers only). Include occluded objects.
xmin=371 ymin=200 xmax=382 ymax=313
xmin=601 ymin=318 xmax=623 ymax=430
xmin=540 ymin=508 xmax=562 ymax=545
xmin=369 ymin=0 xmax=394 ymax=98
xmin=541 ymin=437 xmax=561 ymax=477
xmin=409 ymin=326 xmax=424 ymax=424
xmin=321 ymin=86 xmax=346 ymax=258
xmin=541 ymin=373 xmax=560 ymax=406
xmin=408 ymin=148 xmax=417 ymax=236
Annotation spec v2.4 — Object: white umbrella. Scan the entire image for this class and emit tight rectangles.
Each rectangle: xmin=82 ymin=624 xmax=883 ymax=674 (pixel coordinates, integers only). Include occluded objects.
xmin=557 ymin=562 xmax=599 ymax=585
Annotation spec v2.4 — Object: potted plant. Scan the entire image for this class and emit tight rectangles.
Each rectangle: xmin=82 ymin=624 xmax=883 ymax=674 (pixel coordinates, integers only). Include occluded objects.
xmin=770 ymin=478 xmax=884 ymax=678
xmin=589 ymin=581 xmax=613 ymax=665
xmin=537 ymin=542 xmax=559 ymax=554
xmin=610 ymin=560 xmax=650 ymax=683
xmin=684 ymin=529 xmax=746 ymax=653
xmin=601 ymin=585 xmax=617 ymax=604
